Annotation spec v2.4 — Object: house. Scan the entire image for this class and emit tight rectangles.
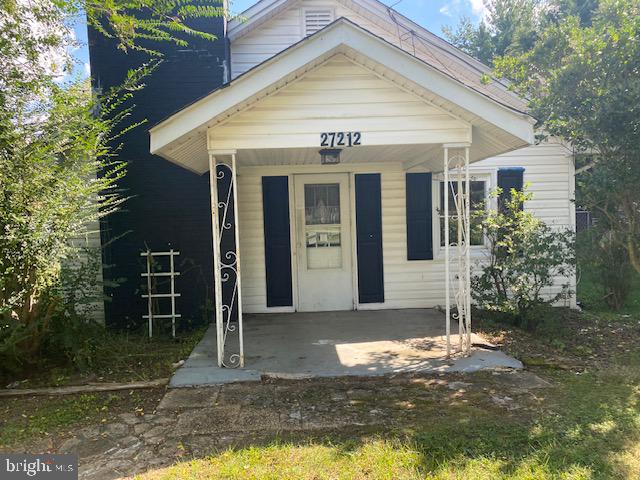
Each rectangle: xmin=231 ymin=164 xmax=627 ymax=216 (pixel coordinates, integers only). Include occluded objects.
xmin=89 ymin=0 xmax=576 ymax=368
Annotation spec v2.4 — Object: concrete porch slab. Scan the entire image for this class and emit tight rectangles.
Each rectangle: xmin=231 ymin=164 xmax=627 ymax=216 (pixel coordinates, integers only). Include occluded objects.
xmin=170 ymin=309 xmax=522 ymax=387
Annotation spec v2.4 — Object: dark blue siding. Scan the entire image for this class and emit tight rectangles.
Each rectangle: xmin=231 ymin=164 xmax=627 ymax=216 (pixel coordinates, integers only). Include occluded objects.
xmin=262 ymin=176 xmax=293 ymax=307
xmin=88 ymin=19 xmax=228 ymax=329
xmin=355 ymin=174 xmax=384 ymax=304
xmin=406 ymin=173 xmax=433 ymax=260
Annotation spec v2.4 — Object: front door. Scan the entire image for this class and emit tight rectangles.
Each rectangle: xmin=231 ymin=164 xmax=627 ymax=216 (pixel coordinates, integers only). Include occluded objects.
xmin=294 ymin=174 xmax=354 ymax=311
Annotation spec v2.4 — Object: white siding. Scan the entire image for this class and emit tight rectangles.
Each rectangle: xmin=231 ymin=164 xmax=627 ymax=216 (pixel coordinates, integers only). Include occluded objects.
xmin=228 ymin=0 xmax=574 ymax=313
xmin=473 ymin=143 xmax=576 ymax=305
xmin=210 ymin=55 xmax=470 ymax=151
xmin=237 ymin=173 xmax=269 ymax=312
xmin=231 ymin=0 xmax=398 ymax=78
xmin=237 ymin=141 xmax=576 ymax=313
xmin=230 ymin=0 xmax=459 ymax=79
xmin=476 ymin=142 xmax=574 ymax=228
xmin=229 ymin=0 xmax=527 ymax=113
xmin=68 ymin=221 xmax=106 ymax=324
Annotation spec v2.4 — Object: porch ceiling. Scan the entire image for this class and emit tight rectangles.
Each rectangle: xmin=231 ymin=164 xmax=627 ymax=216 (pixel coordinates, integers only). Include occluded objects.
xmin=149 ymin=18 xmax=535 ymax=175
xmin=235 ymin=144 xmax=445 ymax=171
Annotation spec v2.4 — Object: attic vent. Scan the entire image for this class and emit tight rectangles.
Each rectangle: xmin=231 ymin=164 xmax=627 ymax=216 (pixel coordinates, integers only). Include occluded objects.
xmin=304 ymin=9 xmax=333 ymax=36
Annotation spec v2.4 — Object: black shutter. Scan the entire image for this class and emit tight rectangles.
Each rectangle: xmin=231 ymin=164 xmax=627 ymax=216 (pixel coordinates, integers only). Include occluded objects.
xmin=262 ymin=176 xmax=293 ymax=307
xmin=498 ymin=167 xmax=525 ymax=211
xmin=406 ymin=173 xmax=433 ymax=260
xmin=355 ymin=174 xmax=384 ymax=304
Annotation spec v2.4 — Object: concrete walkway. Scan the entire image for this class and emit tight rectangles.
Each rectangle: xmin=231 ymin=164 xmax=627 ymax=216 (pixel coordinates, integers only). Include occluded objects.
xmin=170 ymin=309 xmax=522 ymax=387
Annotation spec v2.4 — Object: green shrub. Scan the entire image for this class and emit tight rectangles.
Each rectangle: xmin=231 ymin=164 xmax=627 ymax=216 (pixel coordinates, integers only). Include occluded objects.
xmin=0 ymin=247 xmax=107 ymax=377
xmin=577 ymin=227 xmax=633 ymax=311
xmin=472 ymin=187 xmax=575 ymax=329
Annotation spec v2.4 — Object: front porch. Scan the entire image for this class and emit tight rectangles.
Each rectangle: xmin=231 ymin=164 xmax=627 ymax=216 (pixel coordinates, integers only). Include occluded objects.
xmin=170 ymin=309 xmax=522 ymax=387
xmin=149 ymin=20 xmax=536 ymax=374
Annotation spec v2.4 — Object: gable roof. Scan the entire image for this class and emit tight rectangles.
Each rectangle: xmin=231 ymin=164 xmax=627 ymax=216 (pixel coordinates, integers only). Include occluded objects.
xmin=227 ymin=0 xmax=527 ymax=113
xmin=150 ymin=18 xmax=534 ymax=172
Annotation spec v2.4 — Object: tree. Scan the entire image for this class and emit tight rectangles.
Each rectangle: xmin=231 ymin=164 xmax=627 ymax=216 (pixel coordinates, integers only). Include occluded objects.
xmin=0 ymin=0 xmax=223 ymax=368
xmin=443 ymin=16 xmax=496 ymax=65
xmin=0 ymin=79 xmax=129 ymax=358
xmin=494 ymin=0 xmax=640 ymax=274
xmin=81 ymin=0 xmax=224 ymax=56
xmin=547 ymin=0 xmax=600 ymax=26
xmin=443 ymin=0 xmax=545 ymax=65
xmin=443 ymin=0 xmax=600 ymax=65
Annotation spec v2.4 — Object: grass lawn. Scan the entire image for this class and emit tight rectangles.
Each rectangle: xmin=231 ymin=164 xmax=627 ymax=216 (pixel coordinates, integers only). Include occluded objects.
xmin=133 ymin=269 xmax=640 ymax=480
xmin=0 ymin=327 xmax=204 ymax=449
xmin=0 ymin=326 xmax=206 ymax=389
xmin=2 ymin=278 xmax=639 ymax=479
xmin=0 ymin=388 xmax=165 ymax=450
xmin=135 ymin=308 xmax=640 ymax=480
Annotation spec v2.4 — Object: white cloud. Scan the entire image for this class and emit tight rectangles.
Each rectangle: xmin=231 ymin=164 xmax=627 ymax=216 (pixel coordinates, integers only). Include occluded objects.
xmin=440 ymin=0 xmax=488 ymax=20
xmin=468 ymin=0 xmax=489 ymax=19
xmin=439 ymin=0 xmax=461 ymax=18
xmin=84 ymin=62 xmax=91 ymax=76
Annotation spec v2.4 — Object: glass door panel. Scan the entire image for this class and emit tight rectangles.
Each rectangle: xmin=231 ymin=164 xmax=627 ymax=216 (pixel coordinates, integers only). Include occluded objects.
xmin=304 ymin=183 xmax=342 ymax=269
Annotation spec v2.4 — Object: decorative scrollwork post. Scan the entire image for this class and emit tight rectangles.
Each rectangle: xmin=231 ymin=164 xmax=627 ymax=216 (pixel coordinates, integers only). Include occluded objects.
xmin=443 ymin=144 xmax=472 ymax=356
xmin=208 ymin=152 xmax=245 ymax=368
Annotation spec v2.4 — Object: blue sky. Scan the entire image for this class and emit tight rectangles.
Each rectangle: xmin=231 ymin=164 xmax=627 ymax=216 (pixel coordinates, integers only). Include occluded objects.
xmin=72 ymin=0 xmax=484 ymax=78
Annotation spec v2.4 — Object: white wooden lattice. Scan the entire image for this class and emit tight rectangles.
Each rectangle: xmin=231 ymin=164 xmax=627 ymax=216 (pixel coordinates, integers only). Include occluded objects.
xmin=141 ymin=249 xmax=181 ymax=338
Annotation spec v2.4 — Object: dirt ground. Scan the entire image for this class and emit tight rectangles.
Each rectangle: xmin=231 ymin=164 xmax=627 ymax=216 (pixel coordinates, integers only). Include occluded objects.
xmin=1 ymin=370 xmax=550 ymax=479
xmin=2 ymin=310 xmax=638 ymax=480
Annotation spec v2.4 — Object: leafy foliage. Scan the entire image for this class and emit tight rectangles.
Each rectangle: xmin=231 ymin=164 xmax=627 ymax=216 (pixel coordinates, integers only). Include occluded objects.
xmin=547 ymin=0 xmax=600 ymax=26
xmin=494 ymin=0 xmax=640 ymax=275
xmin=1 ymin=0 xmax=74 ymax=87
xmin=443 ymin=0 xmax=600 ymax=66
xmin=577 ymin=226 xmax=634 ymax=311
xmin=445 ymin=0 xmax=637 ymax=309
xmin=443 ymin=0 xmax=547 ymax=65
xmin=0 ymin=0 xmax=206 ymax=374
xmin=81 ymin=0 xmax=225 ymax=56
xmin=472 ymin=188 xmax=575 ymax=328
xmin=1 ymin=0 xmax=225 ymax=70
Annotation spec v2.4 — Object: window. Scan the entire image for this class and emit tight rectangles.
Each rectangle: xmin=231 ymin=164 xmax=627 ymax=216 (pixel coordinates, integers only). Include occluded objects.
xmin=439 ymin=180 xmax=486 ymax=247
xmin=304 ymin=183 xmax=341 ymax=269
xmin=303 ymin=9 xmax=334 ymax=36
xmin=305 ymin=183 xmax=340 ymax=226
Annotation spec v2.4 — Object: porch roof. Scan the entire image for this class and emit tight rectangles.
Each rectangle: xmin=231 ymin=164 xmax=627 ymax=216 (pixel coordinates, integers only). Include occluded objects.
xmin=149 ymin=18 xmax=535 ymax=174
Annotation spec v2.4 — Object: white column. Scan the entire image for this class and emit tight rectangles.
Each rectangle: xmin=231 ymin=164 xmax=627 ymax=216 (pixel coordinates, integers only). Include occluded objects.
xmin=464 ymin=146 xmax=472 ymax=354
xmin=230 ymin=153 xmax=245 ymax=368
xmin=456 ymin=157 xmax=464 ymax=351
xmin=444 ymin=147 xmax=451 ymax=357
xmin=443 ymin=143 xmax=472 ymax=357
xmin=208 ymin=154 xmax=224 ymax=368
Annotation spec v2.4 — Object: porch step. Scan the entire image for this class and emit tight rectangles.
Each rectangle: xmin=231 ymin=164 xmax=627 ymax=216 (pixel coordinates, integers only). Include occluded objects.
xmin=169 ymin=323 xmax=262 ymax=387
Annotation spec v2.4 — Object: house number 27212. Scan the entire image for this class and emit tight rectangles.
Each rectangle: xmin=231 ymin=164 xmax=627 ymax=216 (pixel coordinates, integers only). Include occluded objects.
xmin=320 ymin=132 xmax=362 ymax=148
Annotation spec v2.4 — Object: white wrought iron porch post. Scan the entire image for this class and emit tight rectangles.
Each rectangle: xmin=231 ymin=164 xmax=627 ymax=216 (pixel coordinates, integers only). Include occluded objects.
xmin=230 ymin=153 xmax=245 ymax=367
xmin=208 ymin=154 xmax=224 ymax=368
xmin=464 ymin=146 xmax=471 ymax=354
xmin=444 ymin=146 xmax=451 ymax=357
xmin=443 ymin=144 xmax=472 ymax=356
xmin=457 ymin=156 xmax=464 ymax=351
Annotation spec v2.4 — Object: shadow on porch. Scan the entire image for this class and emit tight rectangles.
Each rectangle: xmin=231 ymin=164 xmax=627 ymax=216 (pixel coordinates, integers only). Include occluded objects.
xmin=170 ymin=309 xmax=522 ymax=387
